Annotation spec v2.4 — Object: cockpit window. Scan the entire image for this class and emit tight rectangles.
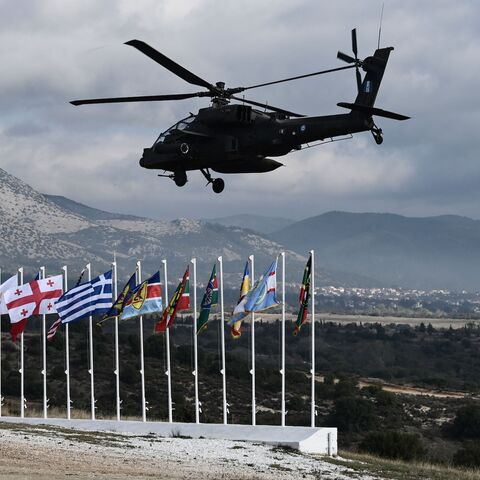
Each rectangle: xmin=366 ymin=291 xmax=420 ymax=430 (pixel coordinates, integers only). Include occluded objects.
xmin=153 ymin=114 xmax=196 ymax=145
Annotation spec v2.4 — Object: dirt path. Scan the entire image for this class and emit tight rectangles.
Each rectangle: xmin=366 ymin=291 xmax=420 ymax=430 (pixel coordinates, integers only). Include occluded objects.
xmin=357 ymin=379 xmax=469 ymax=399
xmin=314 ymin=374 xmax=472 ymax=399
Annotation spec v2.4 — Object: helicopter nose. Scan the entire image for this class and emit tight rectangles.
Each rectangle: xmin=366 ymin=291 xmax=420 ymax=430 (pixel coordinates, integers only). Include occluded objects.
xmin=139 ymin=148 xmax=152 ymax=168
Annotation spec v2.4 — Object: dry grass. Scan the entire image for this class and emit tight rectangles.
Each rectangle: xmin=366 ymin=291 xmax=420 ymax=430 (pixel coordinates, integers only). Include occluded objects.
xmin=324 ymin=451 xmax=480 ymax=480
xmin=1 ymin=403 xmax=142 ymax=421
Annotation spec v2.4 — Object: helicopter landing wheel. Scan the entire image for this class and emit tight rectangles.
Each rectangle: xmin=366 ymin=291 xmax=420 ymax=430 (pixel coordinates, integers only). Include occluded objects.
xmin=174 ymin=171 xmax=188 ymax=187
xmin=212 ymin=178 xmax=225 ymax=194
xmin=371 ymin=127 xmax=383 ymax=145
xmin=200 ymin=168 xmax=225 ymax=193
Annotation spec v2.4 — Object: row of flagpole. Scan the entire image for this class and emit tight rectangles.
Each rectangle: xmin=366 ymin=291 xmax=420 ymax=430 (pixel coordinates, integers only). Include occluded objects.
xmin=0 ymin=250 xmax=317 ymax=427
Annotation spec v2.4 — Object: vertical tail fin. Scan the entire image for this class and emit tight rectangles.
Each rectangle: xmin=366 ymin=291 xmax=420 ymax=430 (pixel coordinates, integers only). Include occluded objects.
xmin=353 ymin=47 xmax=393 ymax=107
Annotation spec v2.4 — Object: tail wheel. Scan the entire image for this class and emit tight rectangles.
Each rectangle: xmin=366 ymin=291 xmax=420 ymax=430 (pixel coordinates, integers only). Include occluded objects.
xmin=212 ymin=178 xmax=225 ymax=193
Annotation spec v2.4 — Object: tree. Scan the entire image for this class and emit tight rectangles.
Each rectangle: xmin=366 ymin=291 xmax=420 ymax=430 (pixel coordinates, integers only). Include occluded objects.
xmin=359 ymin=431 xmax=425 ymax=461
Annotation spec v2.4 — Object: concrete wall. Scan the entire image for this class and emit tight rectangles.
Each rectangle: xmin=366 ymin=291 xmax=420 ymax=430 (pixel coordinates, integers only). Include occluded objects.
xmin=0 ymin=417 xmax=337 ymax=455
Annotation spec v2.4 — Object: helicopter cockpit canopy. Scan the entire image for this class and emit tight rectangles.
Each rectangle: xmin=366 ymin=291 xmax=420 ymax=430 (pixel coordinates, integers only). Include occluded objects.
xmin=153 ymin=114 xmax=196 ymax=145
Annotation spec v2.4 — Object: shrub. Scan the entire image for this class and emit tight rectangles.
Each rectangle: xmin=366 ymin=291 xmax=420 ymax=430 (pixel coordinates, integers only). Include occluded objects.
xmin=359 ymin=431 xmax=425 ymax=461
xmin=451 ymin=404 xmax=480 ymax=439
xmin=453 ymin=443 xmax=480 ymax=468
xmin=332 ymin=396 xmax=377 ymax=433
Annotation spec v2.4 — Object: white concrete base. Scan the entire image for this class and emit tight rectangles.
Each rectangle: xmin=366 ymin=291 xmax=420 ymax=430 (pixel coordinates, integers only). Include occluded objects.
xmin=0 ymin=417 xmax=337 ymax=455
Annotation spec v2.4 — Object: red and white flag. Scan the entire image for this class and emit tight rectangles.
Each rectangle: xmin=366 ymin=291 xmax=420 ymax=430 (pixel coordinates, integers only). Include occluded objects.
xmin=4 ymin=275 xmax=63 ymax=341
xmin=0 ymin=274 xmax=18 ymax=315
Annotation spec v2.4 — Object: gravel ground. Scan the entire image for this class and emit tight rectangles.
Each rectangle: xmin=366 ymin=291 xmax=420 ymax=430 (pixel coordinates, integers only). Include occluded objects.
xmin=0 ymin=422 xmax=383 ymax=479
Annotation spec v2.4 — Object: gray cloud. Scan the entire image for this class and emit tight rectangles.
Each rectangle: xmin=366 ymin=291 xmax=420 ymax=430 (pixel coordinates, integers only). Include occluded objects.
xmin=0 ymin=0 xmax=479 ymax=220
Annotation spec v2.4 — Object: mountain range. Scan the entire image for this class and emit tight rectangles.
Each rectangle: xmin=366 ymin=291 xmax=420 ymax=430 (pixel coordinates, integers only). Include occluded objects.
xmin=0 ymin=168 xmax=311 ymax=288
xmin=2 ymin=166 xmax=480 ymax=291
xmin=272 ymin=211 xmax=480 ymax=291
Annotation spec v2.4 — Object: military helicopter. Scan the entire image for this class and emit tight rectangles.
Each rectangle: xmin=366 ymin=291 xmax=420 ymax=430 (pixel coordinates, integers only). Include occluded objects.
xmin=71 ymin=29 xmax=409 ymax=194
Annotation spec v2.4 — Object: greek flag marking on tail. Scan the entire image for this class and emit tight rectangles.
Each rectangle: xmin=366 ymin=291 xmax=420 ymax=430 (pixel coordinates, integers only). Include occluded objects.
xmin=56 ymin=270 xmax=113 ymax=324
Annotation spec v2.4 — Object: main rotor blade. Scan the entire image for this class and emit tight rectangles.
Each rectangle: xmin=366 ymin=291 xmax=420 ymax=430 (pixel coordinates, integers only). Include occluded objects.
xmin=70 ymin=92 xmax=208 ymax=106
xmin=351 ymin=28 xmax=358 ymax=58
xmin=337 ymin=51 xmax=356 ymax=64
xmin=231 ymin=96 xmax=305 ymax=117
xmin=125 ymin=39 xmax=214 ymax=90
xmin=233 ymin=64 xmax=355 ymax=93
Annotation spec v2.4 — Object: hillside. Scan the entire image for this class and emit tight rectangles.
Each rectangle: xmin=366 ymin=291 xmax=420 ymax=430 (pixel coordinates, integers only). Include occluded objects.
xmin=0 ymin=168 xmax=308 ymax=286
xmin=203 ymin=214 xmax=294 ymax=235
xmin=272 ymin=211 xmax=480 ymax=290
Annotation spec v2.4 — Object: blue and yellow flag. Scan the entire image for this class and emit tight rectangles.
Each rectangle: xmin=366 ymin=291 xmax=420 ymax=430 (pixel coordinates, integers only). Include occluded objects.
xmin=121 ymin=272 xmax=162 ymax=321
xmin=244 ymin=260 xmax=279 ymax=312
xmin=101 ymin=272 xmax=136 ymax=322
xmin=228 ymin=261 xmax=250 ymax=338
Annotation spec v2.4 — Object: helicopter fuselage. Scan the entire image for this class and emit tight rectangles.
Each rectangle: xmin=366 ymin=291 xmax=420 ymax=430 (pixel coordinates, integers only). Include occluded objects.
xmin=139 ymin=104 xmax=372 ymax=175
xmin=71 ymin=37 xmax=406 ymax=193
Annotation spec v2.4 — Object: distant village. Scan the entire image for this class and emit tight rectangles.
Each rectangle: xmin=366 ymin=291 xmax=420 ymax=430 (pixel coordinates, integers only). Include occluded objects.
xmin=316 ymin=286 xmax=480 ymax=318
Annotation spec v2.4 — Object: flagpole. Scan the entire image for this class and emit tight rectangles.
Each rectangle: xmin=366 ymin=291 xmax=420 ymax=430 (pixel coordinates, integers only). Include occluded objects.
xmin=192 ymin=258 xmax=199 ymax=424
xmin=249 ymin=255 xmax=256 ymax=426
xmin=18 ymin=267 xmax=25 ymax=418
xmin=62 ymin=265 xmax=71 ymax=420
xmin=137 ymin=260 xmax=147 ymax=422
xmin=281 ymin=252 xmax=286 ymax=426
xmin=0 ymin=267 xmax=2 ymax=418
xmin=86 ymin=263 xmax=95 ymax=420
xmin=112 ymin=258 xmax=121 ymax=421
xmin=40 ymin=266 xmax=48 ymax=419
xmin=162 ymin=259 xmax=173 ymax=423
xmin=310 ymin=250 xmax=316 ymax=428
xmin=218 ymin=256 xmax=227 ymax=425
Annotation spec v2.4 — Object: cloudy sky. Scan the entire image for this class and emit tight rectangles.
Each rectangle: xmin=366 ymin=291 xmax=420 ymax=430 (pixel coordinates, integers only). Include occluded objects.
xmin=0 ymin=0 xmax=479 ymax=221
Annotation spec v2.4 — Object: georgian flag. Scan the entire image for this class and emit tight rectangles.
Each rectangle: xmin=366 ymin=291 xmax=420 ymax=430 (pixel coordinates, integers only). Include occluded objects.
xmin=4 ymin=275 xmax=63 ymax=341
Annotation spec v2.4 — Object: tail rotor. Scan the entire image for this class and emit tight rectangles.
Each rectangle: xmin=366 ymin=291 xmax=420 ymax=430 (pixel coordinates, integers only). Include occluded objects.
xmin=337 ymin=28 xmax=364 ymax=94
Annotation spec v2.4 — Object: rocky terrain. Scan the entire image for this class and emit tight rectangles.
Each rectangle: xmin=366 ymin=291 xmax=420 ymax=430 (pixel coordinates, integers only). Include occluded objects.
xmin=0 ymin=168 xmax=305 ymax=285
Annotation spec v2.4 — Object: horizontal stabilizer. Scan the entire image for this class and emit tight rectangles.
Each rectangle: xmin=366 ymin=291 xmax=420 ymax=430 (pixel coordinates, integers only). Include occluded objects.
xmin=337 ymin=102 xmax=410 ymax=121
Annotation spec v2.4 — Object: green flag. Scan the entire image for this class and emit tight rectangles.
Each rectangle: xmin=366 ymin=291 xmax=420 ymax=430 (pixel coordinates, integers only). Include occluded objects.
xmin=197 ymin=264 xmax=218 ymax=334
xmin=294 ymin=255 xmax=311 ymax=335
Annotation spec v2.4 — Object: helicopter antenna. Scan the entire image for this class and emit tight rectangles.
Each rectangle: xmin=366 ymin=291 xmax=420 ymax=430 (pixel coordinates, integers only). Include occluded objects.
xmin=377 ymin=2 xmax=385 ymax=49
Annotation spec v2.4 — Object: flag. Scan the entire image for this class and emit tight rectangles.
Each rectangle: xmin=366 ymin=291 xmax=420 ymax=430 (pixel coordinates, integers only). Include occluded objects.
xmin=47 ymin=318 xmax=62 ymax=342
xmin=196 ymin=264 xmax=218 ymax=334
xmin=121 ymin=271 xmax=162 ymax=321
xmin=177 ymin=269 xmax=190 ymax=310
xmin=244 ymin=259 xmax=279 ymax=312
xmin=55 ymin=270 xmax=113 ymax=324
xmin=228 ymin=261 xmax=250 ymax=338
xmin=4 ymin=275 xmax=63 ymax=341
xmin=0 ymin=274 xmax=17 ymax=315
xmin=294 ymin=255 xmax=312 ymax=335
xmin=155 ymin=267 xmax=189 ymax=333
xmin=47 ymin=267 xmax=87 ymax=342
xmin=101 ymin=272 xmax=137 ymax=322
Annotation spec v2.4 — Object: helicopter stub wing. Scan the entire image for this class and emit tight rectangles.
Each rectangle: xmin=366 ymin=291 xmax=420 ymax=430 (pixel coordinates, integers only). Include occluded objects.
xmin=337 ymin=102 xmax=410 ymax=121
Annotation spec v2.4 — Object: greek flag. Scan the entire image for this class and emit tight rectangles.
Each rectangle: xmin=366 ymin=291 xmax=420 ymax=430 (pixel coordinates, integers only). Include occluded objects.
xmin=55 ymin=270 xmax=113 ymax=324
